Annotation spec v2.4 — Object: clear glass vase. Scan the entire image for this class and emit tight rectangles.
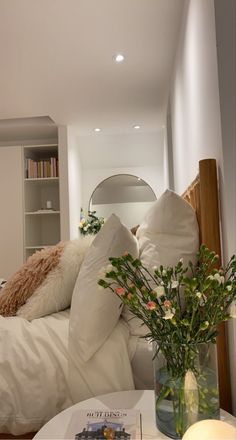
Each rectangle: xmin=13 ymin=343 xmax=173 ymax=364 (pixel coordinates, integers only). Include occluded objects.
xmin=153 ymin=342 xmax=220 ymax=439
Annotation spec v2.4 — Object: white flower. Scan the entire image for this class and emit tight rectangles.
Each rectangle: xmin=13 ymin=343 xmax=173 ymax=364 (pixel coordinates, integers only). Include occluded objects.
xmin=98 ymin=266 xmax=107 ymax=279
xmin=163 ymin=309 xmax=175 ymax=320
xmin=226 ymin=285 xmax=232 ymax=292
xmin=83 ymin=226 xmax=88 ymax=231
xmin=162 ymin=269 xmax=167 ymax=276
xmin=213 ymin=273 xmax=225 ymax=284
xmin=204 ymin=320 xmax=209 ymax=327
xmin=171 ymin=280 xmax=179 ymax=289
xmin=199 ymin=294 xmax=206 ymax=306
xmin=153 ymin=265 xmax=158 ymax=271
xmin=106 ymin=264 xmax=114 ymax=273
xmin=207 ymin=275 xmax=214 ymax=280
xmin=179 ymin=258 xmax=184 ymax=264
xmin=153 ymin=286 xmax=165 ymax=298
xmin=196 ymin=291 xmax=202 ymax=299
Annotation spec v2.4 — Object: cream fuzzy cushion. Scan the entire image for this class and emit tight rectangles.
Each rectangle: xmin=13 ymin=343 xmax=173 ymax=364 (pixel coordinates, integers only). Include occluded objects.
xmin=17 ymin=236 xmax=93 ymax=320
xmin=0 ymin=236 xmax=93 ymax=320
xmin=0 ymin=243 xmax=65 ymax=316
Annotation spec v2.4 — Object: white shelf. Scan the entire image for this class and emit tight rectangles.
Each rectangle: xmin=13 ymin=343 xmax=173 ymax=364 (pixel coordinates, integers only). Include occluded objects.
xmin=24 ymin=177 xmax=59 ymax=186
xmin=25 ymin=211 xmax=60 ymax=215
xmin=23 ymin=144 xmax=61 ymax=260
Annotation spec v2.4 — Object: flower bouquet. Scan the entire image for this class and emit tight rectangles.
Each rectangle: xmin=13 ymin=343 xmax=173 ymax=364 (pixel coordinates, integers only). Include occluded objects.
xmin=79 ymin=210 xmax=105 ymax=236
xmin=98 ymin=245 xmax=236 ymax=438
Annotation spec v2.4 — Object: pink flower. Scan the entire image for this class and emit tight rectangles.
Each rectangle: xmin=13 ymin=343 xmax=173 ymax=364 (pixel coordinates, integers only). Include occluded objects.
xmin=123 ymin=251 xmax=129 ymax=256
xmin=116 ymin=287 xmax=125 ymax=296
xmin=127 ymin=293 xmax=133 ymax=300
xmin=163 ymin=300 xmax=171 ymax=309
xmin=146 ymin=301 xmax=157 ymax=310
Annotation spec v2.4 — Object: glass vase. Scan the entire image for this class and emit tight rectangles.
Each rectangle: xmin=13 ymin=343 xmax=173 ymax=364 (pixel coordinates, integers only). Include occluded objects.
xmin=153 ymin=342 xmax=220 ymax=439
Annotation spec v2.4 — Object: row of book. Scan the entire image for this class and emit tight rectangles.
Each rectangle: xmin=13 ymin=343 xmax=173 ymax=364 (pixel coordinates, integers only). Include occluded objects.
xmin=25 ymin=157 xmax=59 ymax=179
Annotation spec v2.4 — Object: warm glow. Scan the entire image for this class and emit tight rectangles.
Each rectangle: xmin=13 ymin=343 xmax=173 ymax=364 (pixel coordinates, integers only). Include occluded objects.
xmin=182 ymin=419 xmax=236 ymax=440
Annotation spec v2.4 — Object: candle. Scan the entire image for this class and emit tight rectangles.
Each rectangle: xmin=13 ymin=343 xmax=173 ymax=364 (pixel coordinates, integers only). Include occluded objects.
xmin=182 ymin=419 xmax=236 ymax=440
xmin=46 ymin=200 xmax=52 ymax=209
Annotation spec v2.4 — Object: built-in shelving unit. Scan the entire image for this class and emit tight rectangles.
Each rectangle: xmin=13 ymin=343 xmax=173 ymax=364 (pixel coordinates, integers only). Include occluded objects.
xmin=23 ymin=144 xmax=61 ymax=259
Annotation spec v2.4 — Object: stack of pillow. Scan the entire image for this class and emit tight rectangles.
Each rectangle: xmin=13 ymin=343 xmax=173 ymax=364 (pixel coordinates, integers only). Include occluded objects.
xmin=0 ymin=190 xmax=199 ymax=330
xmin=0 ymin=189 xmax=199 ymax=336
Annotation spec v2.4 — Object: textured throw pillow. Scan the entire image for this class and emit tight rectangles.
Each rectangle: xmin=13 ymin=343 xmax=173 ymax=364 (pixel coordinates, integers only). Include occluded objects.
xmin=122 ymin=189 xmax=199 ymax=335
xmin=0 ymin=236 xmax=93 ymax=319
xmin=69 ymin=214 xmax=139 ymax=362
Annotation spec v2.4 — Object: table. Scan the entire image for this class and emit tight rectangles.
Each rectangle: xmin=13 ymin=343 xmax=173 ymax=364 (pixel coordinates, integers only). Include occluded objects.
xmin=34 ymin=390 xmax=236 ymax=439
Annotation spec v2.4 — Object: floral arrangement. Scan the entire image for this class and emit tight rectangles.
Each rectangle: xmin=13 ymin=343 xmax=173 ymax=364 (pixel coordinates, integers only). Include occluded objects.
xmin=98 ymin=245 xmax=236 ymax=347
xmin=79 ymin=210 xmax=105 ymax=236
xmin=98 ymin=245 xmax=236 ymax=437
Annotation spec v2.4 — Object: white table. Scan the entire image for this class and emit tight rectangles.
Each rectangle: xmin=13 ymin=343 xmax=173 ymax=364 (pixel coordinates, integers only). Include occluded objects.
xmin=34 ymin=390 xmax=236 ymax=439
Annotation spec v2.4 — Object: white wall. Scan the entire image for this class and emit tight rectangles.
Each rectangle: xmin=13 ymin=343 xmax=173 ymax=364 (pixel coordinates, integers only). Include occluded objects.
xmin=82 ymin=164 xmax=163 ymax=215
xmin=92 ymin=201 xmax=154 ymax=229
xmin=170 ymin=0 xmax=223 ymax=193
xmin=77 ymin=131 xmax=165 ymax=213
xmin=58 ymin=126 xmax=82 ymax=240
xmin=58 ymin=126 xmax=70 ymax=240
xmin=67 ymin=126 xmax=82 ymax=239
xmin=169 ymin=0 xmax=236 ymax=413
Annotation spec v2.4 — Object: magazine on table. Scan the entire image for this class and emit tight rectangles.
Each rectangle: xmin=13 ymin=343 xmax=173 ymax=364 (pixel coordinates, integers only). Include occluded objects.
xmin=64 ymin=408 xmax=142 ymax=439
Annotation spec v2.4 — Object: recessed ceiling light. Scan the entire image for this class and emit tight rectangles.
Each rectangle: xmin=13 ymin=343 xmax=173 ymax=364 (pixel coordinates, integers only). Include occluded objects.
xmin=114 ymin=54 xmax=124 ymax=63
xmin=94 ymin=128 xmax=101 ymax=132
xmin=134 ymin=125 xmax=141 ymax=129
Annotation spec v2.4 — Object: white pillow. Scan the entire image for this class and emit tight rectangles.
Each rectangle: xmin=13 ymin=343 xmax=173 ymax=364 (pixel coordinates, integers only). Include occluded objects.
xmin=17 ymin=237 xmax=93 ymax=320
xmin=69 ymin=214 xmax=139 ymax=362
xmin=136 ymin=189 xmax=199 ymax=269
xmin=122 ymin=189 xmax=199 ymax=335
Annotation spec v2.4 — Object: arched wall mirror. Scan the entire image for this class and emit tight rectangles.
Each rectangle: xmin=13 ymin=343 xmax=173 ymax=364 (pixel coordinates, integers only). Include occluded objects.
xmin=89 ymin=174 xmax=157 ymax=229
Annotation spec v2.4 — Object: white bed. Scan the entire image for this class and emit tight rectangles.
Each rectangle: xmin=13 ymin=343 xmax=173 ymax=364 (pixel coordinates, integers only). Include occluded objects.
xmin=0 ymin=182 xmax=201 ymax=436
xmin=0 ymin=309 xmax=151 ymax=435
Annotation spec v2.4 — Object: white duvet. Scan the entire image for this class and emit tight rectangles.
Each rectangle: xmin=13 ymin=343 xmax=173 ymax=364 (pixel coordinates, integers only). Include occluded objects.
xmin=0 ymin=312 xmax=135 ymax=435
xmin=0 ymin=310 xmax=72 ymax=434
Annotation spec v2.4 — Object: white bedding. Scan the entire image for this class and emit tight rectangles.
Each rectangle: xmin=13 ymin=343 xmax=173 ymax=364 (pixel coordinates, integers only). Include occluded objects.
xmin=0 ymin=312 xmax=140 ymax=435
xmin=0 ymin=310 xmax=72 ymax=434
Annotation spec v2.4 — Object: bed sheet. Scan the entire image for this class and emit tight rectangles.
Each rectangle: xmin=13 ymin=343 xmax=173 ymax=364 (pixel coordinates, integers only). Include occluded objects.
xmin=0 ymin=310 xmax=72 ymax=435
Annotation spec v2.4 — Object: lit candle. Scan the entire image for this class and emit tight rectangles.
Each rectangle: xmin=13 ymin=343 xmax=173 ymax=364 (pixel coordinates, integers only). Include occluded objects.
xmin=182 ymin=419 xmax=236 ymax=440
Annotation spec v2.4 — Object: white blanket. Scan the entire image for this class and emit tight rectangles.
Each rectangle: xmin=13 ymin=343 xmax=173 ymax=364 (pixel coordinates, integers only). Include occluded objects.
xmin=68 ymin=318 xmax=135 ymax=404
xmin=0 ymin=310 xmax=72 ymax=434
xmin=0 ymin=313 xmax=135 ymax=435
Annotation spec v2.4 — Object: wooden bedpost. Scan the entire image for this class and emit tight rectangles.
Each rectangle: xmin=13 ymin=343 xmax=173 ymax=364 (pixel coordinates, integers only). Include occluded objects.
xmin=199 ymin=158 xmax=232 ymax=413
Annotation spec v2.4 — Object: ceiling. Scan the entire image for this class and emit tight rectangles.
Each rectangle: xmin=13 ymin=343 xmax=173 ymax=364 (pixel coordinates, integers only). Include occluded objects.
xmin=0 ymin=0 xmax=184 ymax=137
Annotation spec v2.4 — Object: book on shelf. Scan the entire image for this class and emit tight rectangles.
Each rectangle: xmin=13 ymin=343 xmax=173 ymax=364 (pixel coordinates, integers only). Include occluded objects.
xmin=64 ymin=409 xmax=142 ymax=440
xmin=25 ymin=157 xmax=59 ymax=178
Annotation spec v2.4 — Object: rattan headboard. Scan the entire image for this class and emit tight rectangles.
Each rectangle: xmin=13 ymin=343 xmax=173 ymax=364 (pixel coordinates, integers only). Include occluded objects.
xmin=182 ymin=158 xmax=231 ymax=413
